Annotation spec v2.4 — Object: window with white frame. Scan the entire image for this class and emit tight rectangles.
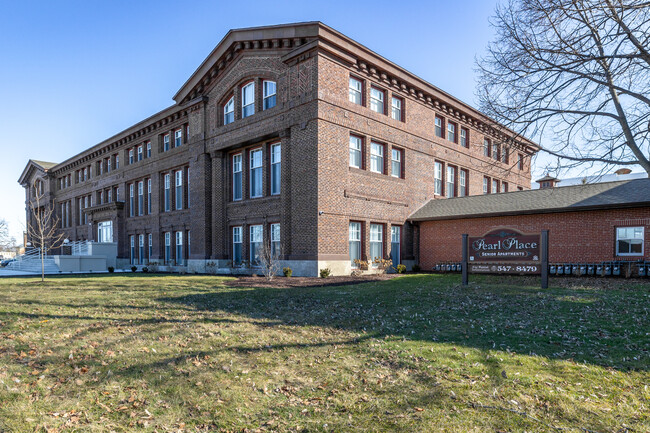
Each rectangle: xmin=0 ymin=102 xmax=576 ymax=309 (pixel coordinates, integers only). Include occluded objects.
xmin=139 ymin=234 xmax=145 ymax=264
xmin=232 ymin=226 xmax=242 ymax=265
xmin=447 ymin=122 xmax=457 ymax=143
xmin=483 ymin=176 xmax=489 ymax=194
xmin=349 ymin=135 xmax=362 ymax=168
xmin=501 ymin=182 xmax=508 ymax=193
xmin=147 ymin=179 xmax=151 ymax=214
xmin=391 ymin=148 xmax=402 ymax=178
xmin=271 ymin=143 xmax=281 ymax=195
xmin=484 ymin=138 xmax=490 ymax=157
xmin=138 ymin=181 xmax=144 ymax=216
xmin=130 ymin=235 xmax=136 ymax=265
xmin=349 ymin=76 xmax=363 ymax=105
xmin=435 ymin=116 xmax=443 ymax=138
xmin=224 ymin=96 xmax=235 ymax=125
xmin=446 ymin=166 xmax=456 ymax=198
xmin=349 ymin=222 xmax=361 ymax=267
xmin=148 ymin=233 xmax=152 ymax=259
xmin=242 ymin=82 xmax=255 ymax=118
xmin=175 ymin=231 xmax=184 ymax=265
xmin=146 ymin=141 xmax=151 ymax=158
xmin=129 ymin=184 xmax=135 ymax=217
xmin=370 ymin=224 xmax=383 ymax=264
xmin=459 ymin=169 xmax=467 ymax=197
xmin=233 ymin=153 xmax=242 ymax=201
xmin=460 ymin=127 xmax=468 ymax=148
xmin=115 ymin=155 xmax=119 ymax=169
xmin=164 ymin=134 xmax=170 ymax=152
xmin=370 ymin=142 xmax=384 ymax=174
xmin=492 ymin=142 xmax=499 ymax=161
xmin=175 ymin=170 xmax=183 ymax=210
xmin=164 ymin=232 xmax=171 ymax=263
xmin=250 ymin=225 xmax=263 ymax=265
xmin=270 ymin=223 xmax=280 ymax=256
xmin=492 ymin=179 xmax=498 ymax=194
xmin=250 ymin=149 xmax=263 ymax=198
xmin=137 ymin=145 xmax=143 ymax=161
xmin=164 ymin=174 xmax=171 ymax=212
xmin=175 ymin=129 xmax=182 ymax=148
xmin=434 ymin=161 xmax=443 ymax=195
xmin=97 ymin=221 xmax=113 ymax=243
xmin=391 ymin=96 xmax=402 ymax=121
xmin=616 ymin=227 xmax=644 ymax=255
xmin=263 ymin=80 xmax=277 ymax=110
xmin=391 ymin=226 xmax=401 ymax=266
xmin=129 ymin=149 xmax=134 ymax=165
xmin=370 ymin=87 xmax=385 ymax=114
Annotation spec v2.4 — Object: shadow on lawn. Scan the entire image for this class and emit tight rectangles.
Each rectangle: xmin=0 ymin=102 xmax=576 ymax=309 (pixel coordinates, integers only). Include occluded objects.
xmin=159 ymin=274 xmax=649 ymax=371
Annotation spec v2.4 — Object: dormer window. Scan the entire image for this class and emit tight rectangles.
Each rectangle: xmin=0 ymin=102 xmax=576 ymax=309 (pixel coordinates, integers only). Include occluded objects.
xmin=242 ymin=82 xmax=255 ymax=118
xmin=263 ymin=81 xmax=276 ymax=110
xmin=224 ymin=96 xmax=234 ymax=125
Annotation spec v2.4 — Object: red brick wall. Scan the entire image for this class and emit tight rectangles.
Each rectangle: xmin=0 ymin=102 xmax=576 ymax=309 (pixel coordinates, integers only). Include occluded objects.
xmin=418 ymin=207 xmax=650 ymax=268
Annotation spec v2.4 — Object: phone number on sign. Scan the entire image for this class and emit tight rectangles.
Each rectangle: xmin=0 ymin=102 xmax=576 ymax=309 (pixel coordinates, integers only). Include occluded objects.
xmin=496 ymin=265 xmax=538 ymax=273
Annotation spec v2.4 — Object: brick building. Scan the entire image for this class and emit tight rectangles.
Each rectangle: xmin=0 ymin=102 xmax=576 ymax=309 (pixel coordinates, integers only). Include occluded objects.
xmin=18 ymin=22 xmax=537 ymax=276
xmin=411 ymin=179 xmax=650 ymax=270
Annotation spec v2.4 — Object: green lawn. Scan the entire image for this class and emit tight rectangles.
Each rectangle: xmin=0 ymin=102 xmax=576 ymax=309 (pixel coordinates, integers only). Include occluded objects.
xmin=0 ymin=274 xmax=647 ymax=432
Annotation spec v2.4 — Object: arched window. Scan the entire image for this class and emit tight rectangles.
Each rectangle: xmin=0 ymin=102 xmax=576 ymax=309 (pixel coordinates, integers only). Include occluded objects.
xmin=224 ymin=96 xmax=234 ymax=125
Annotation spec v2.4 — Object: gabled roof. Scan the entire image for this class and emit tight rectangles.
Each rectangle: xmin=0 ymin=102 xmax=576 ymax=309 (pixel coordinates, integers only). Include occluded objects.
xmin=409 ymin=178 xmax=650 ymax=221
xmin=17 ymin=159 xmax=58 ymax=186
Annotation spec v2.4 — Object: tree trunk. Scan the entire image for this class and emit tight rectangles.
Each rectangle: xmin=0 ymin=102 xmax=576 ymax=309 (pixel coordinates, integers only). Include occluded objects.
xmin=41 ymin=245 xmax=45 ymax=282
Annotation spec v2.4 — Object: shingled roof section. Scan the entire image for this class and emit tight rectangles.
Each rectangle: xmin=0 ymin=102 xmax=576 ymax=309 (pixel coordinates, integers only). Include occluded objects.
xmin=409 ymin=178 xmax=650 ymax=222
xmin=31 ymin=160 xmax=58 ymax=170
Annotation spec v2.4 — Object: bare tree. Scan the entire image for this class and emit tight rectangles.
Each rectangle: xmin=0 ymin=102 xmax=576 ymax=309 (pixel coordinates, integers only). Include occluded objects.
xmin=257 ymin=242 xmax=282 ymax=281
xmin=477 ymin=0 xmax=650 ymax=176
xmin=0 ymin=219 xmax=16 ymax=251
xmin=26 ymin=179 xmax=65 ymax=281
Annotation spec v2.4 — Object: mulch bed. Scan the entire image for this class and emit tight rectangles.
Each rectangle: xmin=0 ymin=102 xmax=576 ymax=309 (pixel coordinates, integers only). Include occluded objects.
xmin=224 ymin=273 xmax=401 ymax=289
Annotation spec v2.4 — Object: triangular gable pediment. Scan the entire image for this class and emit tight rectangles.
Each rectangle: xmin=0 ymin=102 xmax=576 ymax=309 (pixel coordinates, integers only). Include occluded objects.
xmin=18 ymin=159 xmax=57 ymax=186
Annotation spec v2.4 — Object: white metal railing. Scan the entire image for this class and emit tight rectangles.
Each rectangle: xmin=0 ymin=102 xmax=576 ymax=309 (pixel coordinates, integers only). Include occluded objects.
xmin=67 ymin=240 xmax=90 ymax=256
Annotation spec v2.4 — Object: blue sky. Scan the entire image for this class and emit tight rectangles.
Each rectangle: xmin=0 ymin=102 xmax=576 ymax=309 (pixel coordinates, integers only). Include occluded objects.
xmin=0 ymin=0 xmax=520 ymax=241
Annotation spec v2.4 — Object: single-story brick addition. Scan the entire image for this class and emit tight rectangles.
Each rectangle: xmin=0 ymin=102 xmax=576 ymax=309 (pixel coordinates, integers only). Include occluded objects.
xmin=409 ymin=178 xmax=650 ymax=273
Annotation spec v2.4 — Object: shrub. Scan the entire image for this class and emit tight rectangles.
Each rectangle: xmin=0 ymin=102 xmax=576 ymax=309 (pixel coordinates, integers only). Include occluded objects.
xmin=283 ymin=267 xmax=293 ymax=277
xmin=107 ymin=266 xmax=114 ymax=273
xmin=412 ymin=264 xmax=421 ymax=272
xmin=396 ymin=264 xmax=407 ymax=274
xmin=353 ymin=259 xmax=369 ymax=270
xmin=320 ymin=267 xmax=331 ymax=278
xmin=142 ymin=267 xmax=149 ymax=273
xmin=131 ymin=266 xmax=137 ymax=273
xmin=373 ymin=258 xmax=393 ymax=275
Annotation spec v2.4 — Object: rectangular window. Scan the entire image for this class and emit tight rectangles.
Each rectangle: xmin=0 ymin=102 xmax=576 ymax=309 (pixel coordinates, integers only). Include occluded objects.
xmin=164 ymin=174 xmax=171 ymax=212
xmin=163 ymin=134 xmax=170 ymax=152
xmin=129 ymin=149 xmax=134 ymax=165
xmin=270 ymin=223 xmax=280 ymax=256
xmin=250 ymin=225 xmax=263 ymax=265
xmin=224 ymin=96 xmax=234 ymax=125
xmin=349 ymin=222 xmax=361 ymax=267
xmin=483 ymin=176 xmax=489 ymax=194
xmin=97 ymin=220 xmax=113 ymax=242
xmin=501 ymin=182 xmax=508 ymax=193
xmin=137 ymin=145 xmax=143 ymax=161
xmin=492 ymin=143 xmax=499 ymax=161
xmin=115 ymin=155 xmax=119 ymax=169
xmin=107 ymin=158 xmax=111 ymax=172
xmin=484 ymin=138 xmax=491 ymax=157
xmin=459 ymin=169 xmax=468 ymax=197
xmin=518 ymin=153 xmax=524 ymax=170
xmin=83 ymin=167 xmax=88 ymax=181
xmin=139 ymin=234 xmax=145 ymax=264
xmin=250 ymin=149 xmax=263 ymax=198
xmin=270 ymin=143 xmax=281 ymax=195
xmin=446 ymin=166 xmax=456 ymax=198
xmin=242 ymin=82 xmax=255 ymax=118
xmin=390 ymin=226 xmax=401 ymax=266
xmin=187 ymin=230 xmax=191 ymax=257
xmin=391 ymin=148 xmax=402 ymax=178
xmin=148 ymin=233 xmax=152 ymax=259
xmin=434 ymin=161 xmax=443 ymax=195
xmin=263 ymin=80 xmax=277 ymax=110
xmin=164 ymin=232 xmax=171 ymax=264
xmin=370 ymin=142 xmax=384 ymax=174
xmin=175 ymin=231 xmax=184 ymax=266
xmin=502 ymin=147 xmax=509 ymax=164
xmin=460 ymin=127 xmax=468 ymax=148
xmin=146 ymin=141 xmax=151 ymax=158
xmin=175 ymin=129 xmax=182 ymax=148
xmin=175 ymin=170 xmax=183 ymax=210
xmin=107 ymin=189 xmax=112 ymax=203
xmin=616 ymin=227 xmax=644 ymax=256
xmin=370 ymin=86 xmax=385 ymax=114
xmin=369 ymin=224 xmax=383 ymax=265
xmin=129 ymin=183 xmax=134 ymax=217
xmin=349 ymin=135 xmax=362 ymax=169
xmin=186 ymin=168 xmax=190 ymax=208
xmin=147 ymin=179 xmax=151 ymax=214
xmin=349 ymin=76 xmax=363 ymax=105
xmin=391 ymin=96 xmax=402 ymax=121
xmin=447 ymin=122 xmax=457 ymax=143
xmin=233 ymin=153 xmax=242 ymax=201
xmin=435 ymin=116 xmax=444 ymax=138
xmin=138 ymin=181 xmax=144 ymax=216
xmin=130 ymin=235 xmax=136 ymax=265
xmin=492 ymin=179 xmax=499 ymax=194
xmin=232 ymin=227 xmax=242 ymax=265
